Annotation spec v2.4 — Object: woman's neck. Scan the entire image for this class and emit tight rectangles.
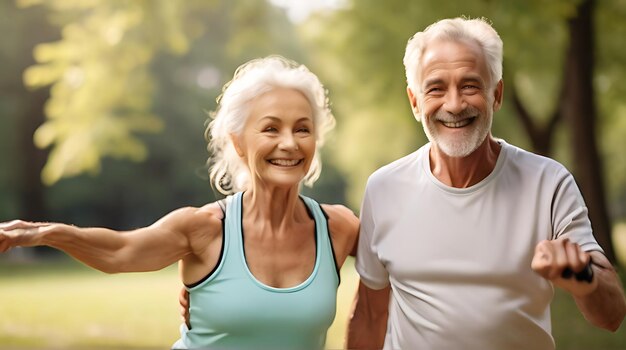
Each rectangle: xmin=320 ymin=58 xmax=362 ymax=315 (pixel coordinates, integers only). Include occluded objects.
xmin=242 ymin=185 xmax=308 ymax=233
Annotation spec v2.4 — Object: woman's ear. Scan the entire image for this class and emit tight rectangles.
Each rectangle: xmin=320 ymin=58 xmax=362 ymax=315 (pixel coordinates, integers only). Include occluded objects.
xmin=230 ymin=133 xmax=244 ymax=157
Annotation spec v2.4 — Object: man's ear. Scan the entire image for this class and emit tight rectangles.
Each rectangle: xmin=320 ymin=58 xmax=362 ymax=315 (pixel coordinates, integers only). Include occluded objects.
xmin=407 ymin=86 xmax=421 ymax=120
xmin=492 ymin=80 xmax=504 ymax=112
xmin=230 ymin=133 xmax=244 ymax=157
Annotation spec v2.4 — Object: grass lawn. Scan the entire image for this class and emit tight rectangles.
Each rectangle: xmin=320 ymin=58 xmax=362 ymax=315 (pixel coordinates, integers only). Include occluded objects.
xmin=1 ymin=249 xmax=625 ymax=349
xmin=0 ymin=256 xmax=358 ymax=349
xmin=0 ymin=258 xmax=181 ymax=349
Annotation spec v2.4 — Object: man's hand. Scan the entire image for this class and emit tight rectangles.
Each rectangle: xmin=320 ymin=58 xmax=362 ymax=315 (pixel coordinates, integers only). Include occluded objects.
xmin=531 ymin=238 xmax=598 ymax=297
xmin=179 ymin=287 xmax=191 ymax=329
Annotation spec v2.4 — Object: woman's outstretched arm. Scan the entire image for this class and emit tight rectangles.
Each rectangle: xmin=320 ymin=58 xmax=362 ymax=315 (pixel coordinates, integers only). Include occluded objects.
xmin=0 ymin=207 xmax=205 ymax=273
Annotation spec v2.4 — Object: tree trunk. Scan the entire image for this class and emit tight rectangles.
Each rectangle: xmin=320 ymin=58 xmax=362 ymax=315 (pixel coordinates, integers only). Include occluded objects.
xmin=11 ymin=4 xmax=59 ymax=257
xmin=16 ymin=89 xmax=49 ymax=222
xmin=561 ymin=0 xmax=616 ymax=263
xmin=509 ymin=83 xmax=561 ymax=157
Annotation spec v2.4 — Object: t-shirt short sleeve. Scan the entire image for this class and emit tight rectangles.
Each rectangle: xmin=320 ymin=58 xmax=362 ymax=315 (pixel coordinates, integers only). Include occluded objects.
xmin=355 ymin=184 xmax=390 ymax=290
xmin=552 ymin=170 xmax=604 ymax=254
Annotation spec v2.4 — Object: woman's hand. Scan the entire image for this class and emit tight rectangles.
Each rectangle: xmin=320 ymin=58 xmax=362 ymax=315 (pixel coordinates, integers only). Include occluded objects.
xmin=0 ymin=220 xmax=53 ymax=252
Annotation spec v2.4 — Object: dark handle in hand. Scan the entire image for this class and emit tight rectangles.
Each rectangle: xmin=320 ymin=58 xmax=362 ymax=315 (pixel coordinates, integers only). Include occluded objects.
xmin=561 ymin=260 xmax=594 ymax=283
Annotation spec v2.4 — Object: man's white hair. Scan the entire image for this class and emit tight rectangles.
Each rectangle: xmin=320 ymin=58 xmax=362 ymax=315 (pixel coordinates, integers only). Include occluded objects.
xmin=403 ymin=17 xmax=503 ymax=119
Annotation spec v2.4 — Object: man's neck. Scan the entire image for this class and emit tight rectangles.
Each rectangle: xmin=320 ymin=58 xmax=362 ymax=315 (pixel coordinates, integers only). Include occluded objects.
xmin=429 ymin=136 xmax=501 ymax=188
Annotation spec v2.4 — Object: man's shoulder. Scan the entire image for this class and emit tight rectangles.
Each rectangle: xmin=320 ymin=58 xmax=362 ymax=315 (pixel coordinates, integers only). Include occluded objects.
xmin=503 ymin=141 xmax=570 ymax=176
xmin=368 ymin=145 xmax=426 ymax=184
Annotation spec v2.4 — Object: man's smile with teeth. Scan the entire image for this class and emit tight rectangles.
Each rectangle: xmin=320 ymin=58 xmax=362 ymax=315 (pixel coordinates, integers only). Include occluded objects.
xmin=268 ymin=159 xmax=302 ymax=166
xmin=440 ymin=117 xmax=475 ymax=128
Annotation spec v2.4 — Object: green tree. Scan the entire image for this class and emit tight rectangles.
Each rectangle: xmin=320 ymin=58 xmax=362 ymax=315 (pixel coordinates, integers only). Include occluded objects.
xmin=19 ymin=0 xmax=212 ymax=185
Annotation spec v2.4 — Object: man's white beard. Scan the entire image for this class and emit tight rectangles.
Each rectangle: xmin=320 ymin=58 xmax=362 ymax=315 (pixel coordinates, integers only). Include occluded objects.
xmin=422 ymin=105 xmax=493 ymax=158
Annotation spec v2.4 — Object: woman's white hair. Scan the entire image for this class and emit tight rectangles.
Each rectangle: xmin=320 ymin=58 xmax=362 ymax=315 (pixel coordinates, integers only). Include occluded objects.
xmin=206 ymin=55 xmax=335 ymax=195
xmin=403 ymin=17 xmax=503 ymax=118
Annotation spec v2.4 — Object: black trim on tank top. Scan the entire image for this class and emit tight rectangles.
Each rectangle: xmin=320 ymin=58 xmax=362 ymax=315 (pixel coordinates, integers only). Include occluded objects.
xmin=319 ymin=205 xmax=341 ymax=285
xmin=301 ymin=197 xmax=318 ymax=254
xmin=184 ymin=203 xmax=227 ymax=289
xmin=240 ymin=195 xmax=246 ymax=259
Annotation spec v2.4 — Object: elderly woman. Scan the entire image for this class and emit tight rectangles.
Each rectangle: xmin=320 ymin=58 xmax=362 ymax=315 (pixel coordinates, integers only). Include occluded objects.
xmin=0 ymin=56 xmax=359 ymax=349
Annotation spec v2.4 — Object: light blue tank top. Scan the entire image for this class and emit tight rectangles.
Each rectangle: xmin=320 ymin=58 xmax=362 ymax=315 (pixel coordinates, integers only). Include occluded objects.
xmin=174 ymin=192 xmax=340 ymax=349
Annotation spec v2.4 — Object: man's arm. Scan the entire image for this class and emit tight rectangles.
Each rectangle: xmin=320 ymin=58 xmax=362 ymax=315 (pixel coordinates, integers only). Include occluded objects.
xmin=346 ymin=281 xmax=390 ymax=349
xmin=532 ymin=239 xmax=626 ymax=331
xmin=572 ymin=251 xmax=626 ymax=331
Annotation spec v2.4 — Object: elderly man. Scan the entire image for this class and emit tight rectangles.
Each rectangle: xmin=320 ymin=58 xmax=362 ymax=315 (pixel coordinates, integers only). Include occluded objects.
xmin=347 ymin=17 xmax=626 ymax=349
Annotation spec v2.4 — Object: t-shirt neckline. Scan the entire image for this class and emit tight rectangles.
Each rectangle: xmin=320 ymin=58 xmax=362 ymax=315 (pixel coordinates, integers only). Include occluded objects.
xmin=422 ymin=139 xmax=509 ymax=195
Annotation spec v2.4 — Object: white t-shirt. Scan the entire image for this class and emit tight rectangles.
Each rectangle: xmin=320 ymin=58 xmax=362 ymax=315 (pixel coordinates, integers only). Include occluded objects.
xmin=356 ymin=140 xmax=603 ymax=350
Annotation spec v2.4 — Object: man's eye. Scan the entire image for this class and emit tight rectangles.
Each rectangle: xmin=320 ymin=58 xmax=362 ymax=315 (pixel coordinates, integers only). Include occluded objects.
xmin=463 ymin=85 xmax=479 ymax=90
xmin=461 ymin=85 xmax=480 ymax=94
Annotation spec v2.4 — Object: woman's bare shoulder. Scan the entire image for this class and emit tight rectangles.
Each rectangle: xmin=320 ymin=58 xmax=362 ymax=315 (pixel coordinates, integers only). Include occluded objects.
xmin=197 ymin=201 xmax=225 ymax=220
xmin=321 ymin=204 xmax=359 ymax=263
xmin=160 ymin=201 xmax=224 ymax=239
xmin=189 ymin=201 xmax=225 ymax=234
xmin=321 ymin=204 xmax=359 ymax=235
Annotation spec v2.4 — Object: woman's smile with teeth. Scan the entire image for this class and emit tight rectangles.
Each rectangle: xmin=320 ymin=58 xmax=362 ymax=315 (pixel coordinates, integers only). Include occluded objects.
xmin=440 ymin=117 xmax=475 ymax=128
xmin=268 ymin=159 xmax=302 ymax=166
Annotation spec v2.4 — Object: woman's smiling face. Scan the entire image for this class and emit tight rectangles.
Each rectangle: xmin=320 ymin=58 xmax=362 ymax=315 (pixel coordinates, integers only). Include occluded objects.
xmin=232 ymin=87 xmax=316 ymax=189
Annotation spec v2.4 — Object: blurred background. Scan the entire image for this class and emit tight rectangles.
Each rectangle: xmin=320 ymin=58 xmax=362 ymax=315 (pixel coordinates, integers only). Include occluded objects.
xmin=1 ymin=0 xmax=625 ymax=348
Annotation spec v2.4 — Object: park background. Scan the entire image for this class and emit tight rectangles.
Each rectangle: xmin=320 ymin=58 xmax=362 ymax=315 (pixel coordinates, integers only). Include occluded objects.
xmin=1 ymin=0 xmax=626 ymax=348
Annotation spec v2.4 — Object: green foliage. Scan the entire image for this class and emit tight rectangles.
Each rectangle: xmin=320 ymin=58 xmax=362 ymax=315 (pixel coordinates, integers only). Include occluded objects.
xmin=19 ymin=0 xmax=216 ymax=185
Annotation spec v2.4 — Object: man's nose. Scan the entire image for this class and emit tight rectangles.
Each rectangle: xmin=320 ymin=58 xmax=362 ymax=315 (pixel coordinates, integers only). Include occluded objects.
xmin=443 ymin=90 xmax=467 ymax=115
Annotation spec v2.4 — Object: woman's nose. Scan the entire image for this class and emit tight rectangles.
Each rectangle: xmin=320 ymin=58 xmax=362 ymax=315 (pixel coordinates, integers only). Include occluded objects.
xmin=278 ymin=132 xmax=298 ymax=150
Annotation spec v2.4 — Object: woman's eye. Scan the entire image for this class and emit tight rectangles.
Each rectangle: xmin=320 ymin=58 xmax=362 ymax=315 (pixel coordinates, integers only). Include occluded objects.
xmin=296 ymin=127 xmax=310 ymax=133
xmin=263 ymin=127 xmax=278 ymax=133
